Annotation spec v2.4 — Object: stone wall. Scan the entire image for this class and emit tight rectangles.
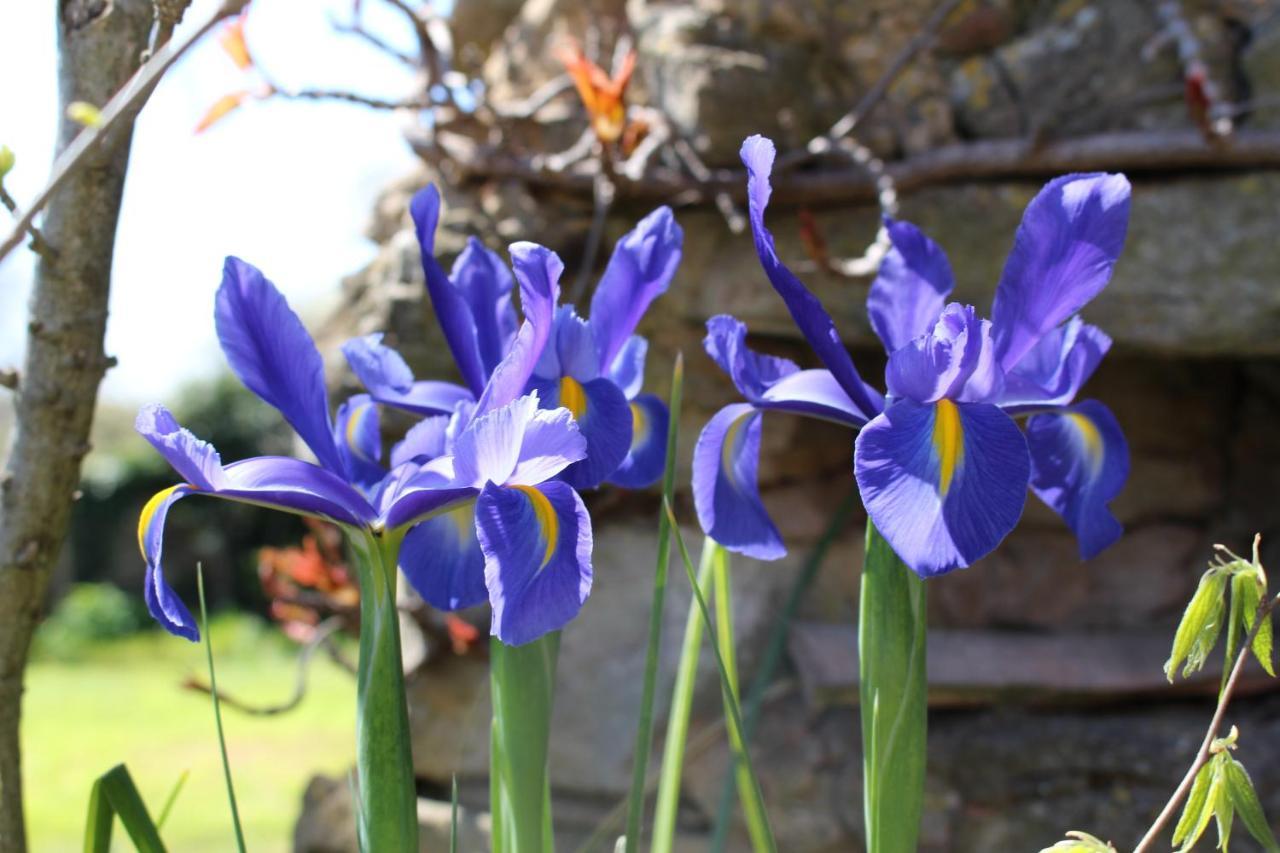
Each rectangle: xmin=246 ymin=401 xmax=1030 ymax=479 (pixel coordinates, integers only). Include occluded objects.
xmin=301 ymin=0 xmax=1280 ymax=849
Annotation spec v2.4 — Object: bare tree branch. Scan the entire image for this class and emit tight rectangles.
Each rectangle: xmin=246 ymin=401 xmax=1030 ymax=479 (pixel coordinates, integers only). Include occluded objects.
xmin=0 ymin=2 xmax=158 ymax=845
xmin=0 ymin=187 xmax=55 ymax=262
xmin=0 ymin=0 xmax=248 ymax=265
xmin=274 ymin=88 xmax=431 ymax=110
xmin=330 ymin=15 xmax=419 ymax=67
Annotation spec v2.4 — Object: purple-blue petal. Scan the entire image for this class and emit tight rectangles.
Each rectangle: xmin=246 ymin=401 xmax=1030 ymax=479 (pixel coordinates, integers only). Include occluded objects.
xmin=508 ymin=404 xmax=588 ymax=487
xmin=854 ymin=399 xmax=1029 ymax=577
xmin=334 ymin=394 xmax=384 ymax=491
xmin=390 ymin=415 xmax=452 ymax=468
xmin=139 ymin=484 xmax=200 ymax=641
xmin=477 ymin=481 xmax=593 ymax=646
xmin=536 ymin=306 xmax=600 ymax=382
xmin=757 ymin=369 xmax=874 ymax=427
xmin=451 ymin=393 xmax=586 ymax=489
xmin=400 ymin=504 xmax=488 ymax=611
xmin=220 ymin=457 xmax=378 ymax=526
xmin=135 ymin=404 xmax=227 ymax=490
xmin=606 ymin=335 xmax=648 ymax=399
xmin=704 ymin=314 xmax=799 ymax=401
xmin=885 ymin=303 xmax=1004 ymax=405
xmin=410 ymin=186 xmax=488 ymax=395
xmin=1026 ymin=400 xmax=1128 ymax=559
xmin=868 ymin=218 xmax=954 ymax=354
xmin=998 ymin=318 xmax=1111 ymax=412
xmin=342 ymin=333 xmax=476 ymax=416
xmin=991 ymin=172 xmax=1131 ymax=370
xmin=608 ymin=393 xmax=669 ymax=489
xmin=215 ymin=257 xmax=344 ymax=476
xmin=451 ymin=236 xmax=518 ymax=376
xmin=529 ymin=375 xmax=631 ymax=490
xmin=588 ymin=206 xmax=683 ymax=368
xmin=692 ymin=403 xmax=786 ymax=560
xmin=473 ymin=242 xmax=562 ymax=416
xmin=740 ymin=135 xmax=883 ymax=420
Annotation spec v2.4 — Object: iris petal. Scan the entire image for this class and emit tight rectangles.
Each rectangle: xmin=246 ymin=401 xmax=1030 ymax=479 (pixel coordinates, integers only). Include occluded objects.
xmin=451 ymin=236 xmax=518 ymax=376
xmin=757 ymin=369 xmax=872 ymax=427
xmin=991 ymin=172 xmax=1131 ymax=370
xmin=609 ymin=393 xmax=669 ymax=488
xmin=138 ymin=485 xmax=199 ymax=641
xmin=410 ymin=186 xmax=488 ymax=395
xmin=868 ymin=218 xmax=954 ymax=354
xmin=885 ymin=303 xmax=1004 ymax=404
xmin=739 ymin=135 xmax=883 ymax=420
xmin=588 ymin=205 xmax=683 ymax=368
xmin=400 ymin=504 xmax=488 ymax=611
xmin=477 ymin=481 xmax=593 ymax=646
xmin=704 ymin=314 xmax=799 ymax=401
xmin=334 ymin=394 xmax=384 ymax=491
xmin=606 ymin=335 xmax=649 ymax=399
xmin=342 ymin=333 xmax=475 ymax=416
xmin=692 ymin=403 xmax=786 ymax=560
xmin=136 ymin=404 xmax=227 ymax=490
xmin=390 ymin=415 xmax=451 ymax=468
xmin=215 ymin=257 xmax=344 ymax=475
xmin=854 ymin=399 xmax=1029 ymax=576
xmin=998 ymin=318 xmax=1111 ymax=411
xmin=528 ymin=376 xmax=630 ymax=490
xmin=1026 ymin=400 xmax=1128 ymax=559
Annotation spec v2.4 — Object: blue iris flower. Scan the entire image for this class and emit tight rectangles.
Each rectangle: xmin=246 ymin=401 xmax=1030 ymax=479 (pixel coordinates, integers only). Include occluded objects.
xmin=341 ymin=186 xmax=681 ymax=616
xmin=138 ymin=257 xmax=595 ymax=646
xmin=693 ymin=135 xmax=1132 ymax=578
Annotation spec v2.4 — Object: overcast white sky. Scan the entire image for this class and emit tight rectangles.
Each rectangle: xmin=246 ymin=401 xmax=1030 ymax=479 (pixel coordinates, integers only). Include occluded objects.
xmin=0 ymin=0 xmax=428 ymax=404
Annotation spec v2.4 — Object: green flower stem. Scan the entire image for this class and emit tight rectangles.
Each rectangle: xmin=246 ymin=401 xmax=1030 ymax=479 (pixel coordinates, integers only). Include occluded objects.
xmin=651 ymin=538 xmax=717 ymax=853
xmin=859 ymin=522 xmax=927 ymax=853
xmin=490 ymin=631 xmax=561 ymax=853
xmin=350 ymin=530 xmax=418 ymax=853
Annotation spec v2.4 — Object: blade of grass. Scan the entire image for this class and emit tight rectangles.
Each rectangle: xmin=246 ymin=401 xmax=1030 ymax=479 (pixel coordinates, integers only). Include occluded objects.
xmin=82 ymin=764 xmax=166 ymax=853
xmin=155 ymin=769 xmax=189 ymax=830
xmin=710 ymin=543 xmax=771 ymax=851
xmin=650 ymin=531 xmax=717 ymax=853
xmin=197 ymin=564 xmax=247 ymax=853
xmin=623 ymin=352 xmax=685 ymax=853
xmin=663 ymin=503 xmax=777 ymax=853
xmin=709 ymin=490 xmax=857 ymax=850
xmin=451 ymin=774 xmax=459 ymax=853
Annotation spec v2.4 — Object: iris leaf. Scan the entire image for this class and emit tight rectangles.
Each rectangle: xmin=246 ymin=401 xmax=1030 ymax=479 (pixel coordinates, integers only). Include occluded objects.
xmin=82 ymin=764 xmax=167 ymax=853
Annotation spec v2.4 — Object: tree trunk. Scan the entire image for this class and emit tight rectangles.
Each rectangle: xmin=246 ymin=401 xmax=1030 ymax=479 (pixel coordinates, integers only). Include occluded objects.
xmin=0 ymin=2 xmax=151 ymax=848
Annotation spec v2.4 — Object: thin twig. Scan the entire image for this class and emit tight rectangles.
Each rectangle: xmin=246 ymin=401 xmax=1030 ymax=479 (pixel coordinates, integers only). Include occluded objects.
xmin=568 ymin=173 xmax=615 ymax=304
xmin=183 ymin=617 xmax=348 ymax=716
xmin=0 ymin=186 xmax=55 ymax=261
xmin=491 ymin=75 xmax=574 ymax=119
xmin=331 ymin=17 xmax=419 ymax=67
xmin=382 ymin=0 xmax=445 ymax=89
xmin=274 ymin=88 xmax=431 ymax=110
xmin=1131 ymin=591 xmax=1280 ymax=853
xmin=0 ymin=0 xmax=248 ymax=264
xmin=672 ymin=137 xmax=743 ymax=233
xmin=776 ymin=0 xmax=967 ymax=172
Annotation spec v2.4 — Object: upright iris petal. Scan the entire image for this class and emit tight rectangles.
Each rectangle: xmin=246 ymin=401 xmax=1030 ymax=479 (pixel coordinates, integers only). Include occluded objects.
xmin=342 ymin=334 xmax=475 ymax=416
xmin=451 ymin=237 xmax=518 ymax=376
xmin=884 ymin=304 xmax=1004 ymax=405
xmin=867 ymin=218 xmax=955 ymax=354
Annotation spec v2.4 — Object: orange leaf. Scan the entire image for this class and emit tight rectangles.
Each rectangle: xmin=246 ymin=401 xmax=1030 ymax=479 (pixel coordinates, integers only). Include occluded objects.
xmin=195 ymin=91 xmax=249 ymax=133
xmin=219 ymin=15 xmax=254 ymax=71
xmin=557 ymin=41 xmax=636 ymax=143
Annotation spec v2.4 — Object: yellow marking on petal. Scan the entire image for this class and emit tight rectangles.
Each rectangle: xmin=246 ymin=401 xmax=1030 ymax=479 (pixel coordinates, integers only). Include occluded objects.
xmin=559 ymin=376 xmax=587 ymax=420
xmin=720 ymin=412 xmax=751 ymax=489
xmin=345 ymin=403 xmax=376 ymax=463
xmin=630 ymin=401 xmax=650 ymax=451
xmin=513 ymin=485 xmax=559 ymax=569
xmin=137 ymin=485 xmax=182 ymax=559
xmin=932 ymin=399 xmax=964 ymax=498
xmin=1068 ymin=412 xmax=1104 ymax=477
xmin=447 ymin=504 xmax=475 ymax=541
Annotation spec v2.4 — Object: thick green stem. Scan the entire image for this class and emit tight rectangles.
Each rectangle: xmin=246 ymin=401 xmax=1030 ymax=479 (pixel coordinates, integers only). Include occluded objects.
xmin=350 ymin=531 xmax=418 ymax=853
xmin=859 ymin=523 xmax=927 ymax=853
xmin=490 ymin=632 xmax=561 ymax=853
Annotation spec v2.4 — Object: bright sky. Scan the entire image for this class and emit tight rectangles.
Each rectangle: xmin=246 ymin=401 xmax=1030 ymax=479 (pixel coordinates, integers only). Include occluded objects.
xmin=0 ymin=0 xmax=426 ymax=404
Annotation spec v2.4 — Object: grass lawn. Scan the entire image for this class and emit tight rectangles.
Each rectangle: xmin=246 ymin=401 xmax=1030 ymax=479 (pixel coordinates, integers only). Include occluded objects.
xmin=23 ymin=616 xmax=357 ymax=852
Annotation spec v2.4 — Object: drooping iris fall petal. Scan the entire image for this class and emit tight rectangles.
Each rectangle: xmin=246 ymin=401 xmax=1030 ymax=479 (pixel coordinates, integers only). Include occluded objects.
xmin=400 ymin=505 xmax=488 ymax=611
xmin=693 ymin=403 xmax=786 ymax=560
xmin=609 ymin=393 xmax=669 ymax=489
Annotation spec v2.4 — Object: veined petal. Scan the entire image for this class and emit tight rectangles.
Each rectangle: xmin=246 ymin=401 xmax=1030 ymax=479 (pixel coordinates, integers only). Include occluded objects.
xmin=508 ymin=404 xmax=589 ymax=486
xmin=342 ymin=333 xmax=475 ymax=416
xmin=1027 ymin=400 xmax=1128 ymax=559
xmin=400 ymin=504 xmax=488 ymax=611
xmin=854 ymin=399 xmax=1029 ymax=576
xmin=704 ymin=314 xmax=799 ymax=401
xmin=606 ymin=335 xmax=648 ymax=399
xmin=477 ymin=481 xmax=593 ymax=646
xmin=215 ymin=257 xmax=344 ymax=475
xmin=451 ymin=394 xmax=539 ymax=487
xmin=138 ymin=485 xmax=199 ymax=641
xmin=608 ymin=393 xmax=669 ymax=489
xmin=692 ymin=403 xmax=785 ymax=560
xmin=410 ymin=186 xmax=488 ymax=395
xmin=885 ymin=303 xmax=1004 ymax=404
xmin=334 ymin=394 xmax=384 ymax=491
xmin=451 ymin=236 xmax=518 ymax=376
xmin=536 ymin=306 xmax=600 ymax=382
xmin=758 ymin=369 xmax=872 ymax=427
xmin=473 ymin=243 xmax=562 ymax=416
xmin=998 ymin=317 xmax=1111 ymax=411
xmin=991 ymin=172 xmax=1131 ymax=370
xmin=589 ymin=205 xmax=683 ymax=368
xmin=868 ymin=218 xmax=954 ymax=354
xmin=136 ymin=404 xmax=227 ymax=490
xmin=740 ymin=135 xmax=883 ymax=419
xmin=390 ymin=415 xmax=452 ymax=468
xmin=529 ymin=375 xmax=631 ymax=489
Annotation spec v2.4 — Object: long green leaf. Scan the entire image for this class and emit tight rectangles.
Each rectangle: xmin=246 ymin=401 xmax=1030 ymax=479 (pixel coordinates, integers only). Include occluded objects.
xmin=197 ymin=565 xmax=247 ymax=853
xmin=1166 ymin=570 xmax=1227 ymax=682
xmin=1224 ymin=757 xmax=1280 ymax=852
xmin=651 ymin=529 xmax=716 ymax=853
xmin=623 ymin=353 xmax=684 ymax=853
xmin=155 ymin=769 xmax=189 ymax=830
xmin=710 ymin=491 xmax=857 ymax=851
xmin=82 ymin=764 xmax=166 ymax=853
xmin=1172 ymin=759 xmax=1214 ymax=847
xmin=860 ymin=523 xmax=927 ymax=853
xmin=663 ymin=505 xmax=777 ymax=853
